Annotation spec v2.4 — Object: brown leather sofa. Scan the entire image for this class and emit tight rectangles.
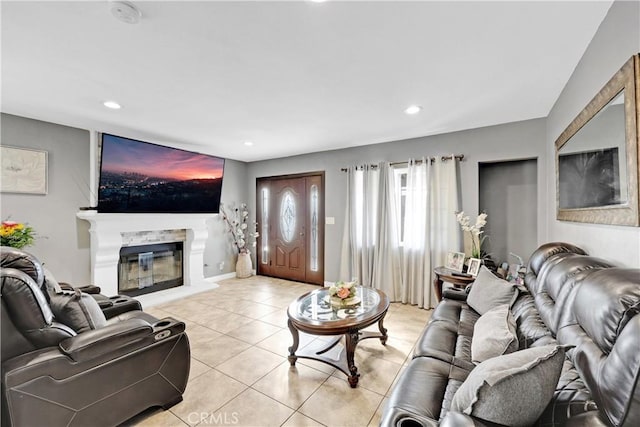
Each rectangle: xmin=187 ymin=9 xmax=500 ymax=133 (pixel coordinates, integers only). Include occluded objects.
xmin=0 ymin=247 xmax=190 ymax=426
xmin=381 ymin=242 xmax=640 ymax=426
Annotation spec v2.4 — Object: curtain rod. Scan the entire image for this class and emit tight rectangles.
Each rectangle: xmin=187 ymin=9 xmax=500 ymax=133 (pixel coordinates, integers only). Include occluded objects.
xmin=340 ymin=154 xmax=464 ymax=172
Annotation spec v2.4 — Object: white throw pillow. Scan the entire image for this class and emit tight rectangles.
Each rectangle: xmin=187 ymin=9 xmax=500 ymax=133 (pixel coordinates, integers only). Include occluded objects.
xmin=471 ymin=304 xmax=518 ymax=363
xmin=467 ymin=266 xmax=519 ymax=314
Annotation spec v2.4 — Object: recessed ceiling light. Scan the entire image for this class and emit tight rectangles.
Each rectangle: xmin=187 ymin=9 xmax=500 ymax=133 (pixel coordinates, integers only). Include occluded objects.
xmin=244 ymin=141 xmax=254 ymax=146
xmin=103 ymin=101 xmax=122 ymax=110
xmin=309 ymin=0 xmax=327 ymax=3
xmin=405 ymin=105 xmax=422 ymax=115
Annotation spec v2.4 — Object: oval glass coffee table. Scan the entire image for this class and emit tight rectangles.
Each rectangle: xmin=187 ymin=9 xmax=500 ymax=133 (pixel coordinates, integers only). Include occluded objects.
xmin=287 ymin=286 xmax=390 ymax=387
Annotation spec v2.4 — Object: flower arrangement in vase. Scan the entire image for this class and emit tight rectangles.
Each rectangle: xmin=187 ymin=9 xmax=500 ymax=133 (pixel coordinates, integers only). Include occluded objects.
xmin=220 ymin=203 xmax=258 ymax=278
xmin=0 ymin=220 xmax=36 ymax=249
xmin=220 ymin=203 xmax=259 ymax=254
xmin=455 ymin=211 xmax=488 ymax=259
xmin=328 ymin=280 xmax=359 ymax=307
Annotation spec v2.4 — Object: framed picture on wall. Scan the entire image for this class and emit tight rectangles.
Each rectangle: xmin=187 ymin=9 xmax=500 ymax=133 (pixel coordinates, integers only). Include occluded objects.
xmin=1 ymin=146 xmax=48 ymax=195
xmin=445 ymin=251 xmax=465 ymax=272
xmin=467 ymin=258 xmax=482 ymax=277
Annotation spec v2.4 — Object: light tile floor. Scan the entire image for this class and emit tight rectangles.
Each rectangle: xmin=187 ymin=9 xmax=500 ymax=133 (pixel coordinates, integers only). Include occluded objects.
xmin=125 ymin=276 xmax=432 ymax=427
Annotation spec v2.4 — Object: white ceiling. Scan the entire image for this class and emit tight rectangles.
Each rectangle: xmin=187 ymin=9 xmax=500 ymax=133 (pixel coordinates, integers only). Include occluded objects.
xmin=1 ymin=1 xmax=613 ymax=162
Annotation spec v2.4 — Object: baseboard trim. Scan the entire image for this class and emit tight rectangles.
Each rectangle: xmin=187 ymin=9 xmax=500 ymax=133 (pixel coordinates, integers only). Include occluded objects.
xmin=208 ymin=272 xmax=237 ymax=281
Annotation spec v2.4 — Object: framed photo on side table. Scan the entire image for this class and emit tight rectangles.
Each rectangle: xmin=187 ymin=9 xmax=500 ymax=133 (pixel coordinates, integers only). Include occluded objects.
xmin=445 ymin=251 xmax=466 ymax=272
xmin=467 ymin=258 xmax=482 ymax=277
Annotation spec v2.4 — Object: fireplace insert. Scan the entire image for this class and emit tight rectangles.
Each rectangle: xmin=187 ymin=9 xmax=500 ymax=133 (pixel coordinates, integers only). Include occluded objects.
xmin=118 ymin=242 xmax=183 ymax=296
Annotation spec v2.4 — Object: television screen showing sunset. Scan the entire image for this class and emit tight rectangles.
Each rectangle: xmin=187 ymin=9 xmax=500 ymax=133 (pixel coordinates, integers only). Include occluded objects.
xmin=98 ymin=134 xmax=224 ymax=213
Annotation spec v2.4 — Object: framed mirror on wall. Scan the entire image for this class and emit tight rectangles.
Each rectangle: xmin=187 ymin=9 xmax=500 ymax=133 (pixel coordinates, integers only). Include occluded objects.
xmin=556 ymin=54 xmax=639 ymax=226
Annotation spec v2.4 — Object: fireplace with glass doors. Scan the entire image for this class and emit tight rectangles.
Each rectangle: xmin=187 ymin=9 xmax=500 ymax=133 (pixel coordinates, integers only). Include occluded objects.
xmin=118 ymin=242 xmax=183 ymax=297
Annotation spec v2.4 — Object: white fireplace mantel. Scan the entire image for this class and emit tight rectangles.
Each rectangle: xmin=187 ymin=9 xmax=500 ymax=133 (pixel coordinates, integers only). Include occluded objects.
xmin=77 ymin=211 xmax=214 ymax=297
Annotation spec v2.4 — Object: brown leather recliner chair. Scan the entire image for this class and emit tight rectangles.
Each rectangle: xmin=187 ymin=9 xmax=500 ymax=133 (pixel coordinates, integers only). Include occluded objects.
xmin=0 ymin=247 xmax=190 ymax=427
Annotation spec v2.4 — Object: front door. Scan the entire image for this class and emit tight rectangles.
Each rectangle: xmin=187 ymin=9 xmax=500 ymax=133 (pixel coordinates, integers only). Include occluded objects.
xmin=257 ymin=173 xmax=324 ymax=285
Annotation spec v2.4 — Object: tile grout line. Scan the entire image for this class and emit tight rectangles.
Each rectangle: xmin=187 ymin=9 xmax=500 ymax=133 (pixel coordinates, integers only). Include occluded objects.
xmin=276 ymin=371 xmax=334 ymax=427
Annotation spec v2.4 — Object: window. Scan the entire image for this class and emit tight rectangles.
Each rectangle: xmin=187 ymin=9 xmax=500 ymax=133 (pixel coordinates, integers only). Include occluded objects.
xmin=353 ymin=168 xmax=380 ymax=247
xmin=261 ymin=187 xmax=269 ymax=264
xmin=393 ymin=167 xmax=408 ymax=245
xmin=310 ymin=184 xmax=319 ymax=271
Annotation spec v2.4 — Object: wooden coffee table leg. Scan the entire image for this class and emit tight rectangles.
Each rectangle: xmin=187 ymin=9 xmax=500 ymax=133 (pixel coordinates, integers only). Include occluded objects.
xmin=378 ymin=315 xmax=388 ymax=345
xmin=345 ymin=330 xmax=360 ymax=388
xmin=287 ymin=319 xmax=299 ymax=366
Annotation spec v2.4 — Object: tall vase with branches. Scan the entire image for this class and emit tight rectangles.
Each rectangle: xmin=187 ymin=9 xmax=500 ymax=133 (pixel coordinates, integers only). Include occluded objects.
xmin=220 ymin=203 xmax=258 ymax=278
xmin=220 ymin=203 xmax=258 ymax=254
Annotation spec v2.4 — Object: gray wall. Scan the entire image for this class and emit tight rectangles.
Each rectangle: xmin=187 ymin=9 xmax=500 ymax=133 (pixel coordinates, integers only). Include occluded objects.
xmin=1 ymin=113 xmax=92 ymax=283
xmin=1 ymin=113 xmax=249 ymax=282
xmin=248 ymin=117 xmax=547 ymax=282
xmin=546 ymin=0 xmax=640 ymax=267
xmin=480 ymin=159 xmax=538 ymax=265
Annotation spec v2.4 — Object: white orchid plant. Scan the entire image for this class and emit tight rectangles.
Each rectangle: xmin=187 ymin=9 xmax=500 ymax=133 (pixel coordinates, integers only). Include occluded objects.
xmin=455 ymin=211 xmax=488 ymax=259
xmin=220 ymin=203 xmax=259 ymax=254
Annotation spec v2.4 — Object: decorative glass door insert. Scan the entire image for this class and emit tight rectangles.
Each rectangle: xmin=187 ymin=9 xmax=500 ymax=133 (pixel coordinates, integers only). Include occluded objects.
xmin=280 ymin=190 xmax=296 ymax=243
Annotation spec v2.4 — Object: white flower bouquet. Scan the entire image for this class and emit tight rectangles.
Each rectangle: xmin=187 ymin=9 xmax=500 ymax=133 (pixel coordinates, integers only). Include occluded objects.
xmin=455 ymin=211 xmax=488 ymax=259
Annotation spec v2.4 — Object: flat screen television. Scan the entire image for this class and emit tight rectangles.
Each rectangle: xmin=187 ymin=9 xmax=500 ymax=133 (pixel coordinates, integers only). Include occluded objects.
xmin=98 ymin=134 xmax=225 ymax=213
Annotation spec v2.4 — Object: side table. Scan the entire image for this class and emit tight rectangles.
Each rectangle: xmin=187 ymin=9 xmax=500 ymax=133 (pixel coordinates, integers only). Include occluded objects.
xmin=433 ymin=266 xmax=475 ymax=302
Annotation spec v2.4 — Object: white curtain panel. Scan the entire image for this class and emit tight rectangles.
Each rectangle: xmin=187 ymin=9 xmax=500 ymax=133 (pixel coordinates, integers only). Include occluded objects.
xmin=339 ymin=165 xmax=379 ymax=287
xmin=372 ymin=163 xmax=402 ymax=299
xmin=401 ymin=158 xmax=431 ymax=307
xmin=339 ymin=167 xmax=356 ymax=282
xmin=401 ymin=156 xmax=460 ymax=308
xmin=430 ymin=157 xmax=462 ymax=281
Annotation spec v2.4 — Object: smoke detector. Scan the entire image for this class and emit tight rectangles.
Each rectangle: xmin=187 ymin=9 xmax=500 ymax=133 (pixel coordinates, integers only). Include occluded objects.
xmin=109 ymin=1 xmax=142 ymax=24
